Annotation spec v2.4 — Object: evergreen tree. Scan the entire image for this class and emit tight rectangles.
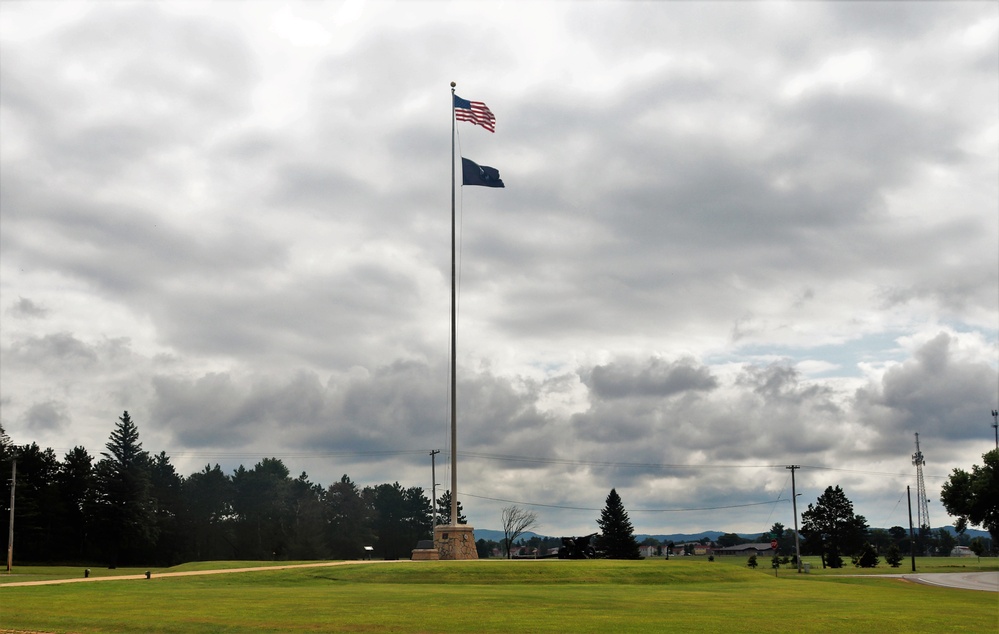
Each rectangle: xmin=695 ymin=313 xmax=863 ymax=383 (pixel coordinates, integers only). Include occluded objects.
xmin=324 ymin=474 xmax=373 ymax=559
xmin=596 ymin=488 xmax=640 ymax=559
xmin=884 ymin=543 xmax=903 ymax=567
xmin=852 ymin=542 xmax=879 ymax=568
xmin=149 ymin=451 xmax=185 ymax=565
xmin=231 ymin=458 xmax=293 ymax=559
xmin=363 ymin=482 xmax=432 ymax=559
xmin=0 ymin=422 xmax=12 ymax=462
xmin=435 ymin=490 xmax=466 ymax=525
xmin=56 ymin=446 xmax=96 ymax=561
xmin=8 ymin=443 xmax=60 ymax=561
xmin=286 ymin=472 xmax=327 ymax=559
xmin=94 ymin=411 xmax=158 ymax=566
xmin=182 ymin=464 xmax=234 ymax=561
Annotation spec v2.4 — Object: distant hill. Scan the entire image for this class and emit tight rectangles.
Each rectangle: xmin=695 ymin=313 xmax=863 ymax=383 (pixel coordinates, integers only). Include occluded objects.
xmin=474 ymin=529 xmax=544 ymax=543
xmin=471 ymin=526 xmax=990 ymax=544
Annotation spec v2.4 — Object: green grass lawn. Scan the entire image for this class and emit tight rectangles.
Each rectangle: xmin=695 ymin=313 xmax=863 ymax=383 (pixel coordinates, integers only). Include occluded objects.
xmin=1 ymin=558 xmax=996 ymax=633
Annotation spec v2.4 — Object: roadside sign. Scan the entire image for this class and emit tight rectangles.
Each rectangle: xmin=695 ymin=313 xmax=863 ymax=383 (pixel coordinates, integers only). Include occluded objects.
xmin=770 ymin=540 xmax=778 ymax=550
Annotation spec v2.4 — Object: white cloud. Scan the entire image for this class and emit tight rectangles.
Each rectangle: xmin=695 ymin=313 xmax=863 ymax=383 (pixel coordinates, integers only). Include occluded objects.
xmin=1 ymin=1 xmax=996 ymax=536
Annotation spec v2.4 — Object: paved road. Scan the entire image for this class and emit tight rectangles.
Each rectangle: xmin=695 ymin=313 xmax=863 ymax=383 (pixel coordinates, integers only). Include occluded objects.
xmin=901 ymin=571 xmax=998 ymax=592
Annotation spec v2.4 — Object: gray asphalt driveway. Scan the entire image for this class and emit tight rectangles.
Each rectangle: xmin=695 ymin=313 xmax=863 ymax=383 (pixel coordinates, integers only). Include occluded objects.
xmin=901 ymin=571 xmax=998 ymax=592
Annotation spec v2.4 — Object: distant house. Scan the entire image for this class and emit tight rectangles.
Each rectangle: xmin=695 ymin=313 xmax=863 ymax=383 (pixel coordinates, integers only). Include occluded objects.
xmin=950 ymin=546 xmax=974 ymax=557
xmin=711 ymin=543 xmax=775 ymax=557
xmin=639 ymin=545 xmax=657 ymax=558
xmin=671 ymin=541 xmax=712 ymax=556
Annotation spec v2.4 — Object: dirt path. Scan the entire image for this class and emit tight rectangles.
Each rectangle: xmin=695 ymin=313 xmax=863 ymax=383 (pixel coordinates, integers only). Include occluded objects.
xmin=1 ymin=559 xmax=407 ymax=588
xmin=5 ymin=562 xmax=997 ymax=592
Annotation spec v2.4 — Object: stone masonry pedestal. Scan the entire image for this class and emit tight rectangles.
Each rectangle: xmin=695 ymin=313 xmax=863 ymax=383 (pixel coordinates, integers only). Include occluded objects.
xmin=434 ymin=524 xmax=478 ymax=560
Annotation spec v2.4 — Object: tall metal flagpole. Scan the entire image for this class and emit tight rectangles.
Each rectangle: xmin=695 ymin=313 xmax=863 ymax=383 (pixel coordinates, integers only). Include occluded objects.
xmin=449 ymin=81 xmax=458 ymax=529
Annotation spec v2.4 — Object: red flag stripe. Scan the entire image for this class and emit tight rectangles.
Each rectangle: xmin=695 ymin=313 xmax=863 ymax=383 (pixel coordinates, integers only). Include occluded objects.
xmin=455 ymin=100 xmax=495 ymax=132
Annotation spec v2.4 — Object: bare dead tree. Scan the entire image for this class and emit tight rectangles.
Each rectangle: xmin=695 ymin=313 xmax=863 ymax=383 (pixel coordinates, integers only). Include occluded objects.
xmin=501 ymin=505 xmax=539 ymax=559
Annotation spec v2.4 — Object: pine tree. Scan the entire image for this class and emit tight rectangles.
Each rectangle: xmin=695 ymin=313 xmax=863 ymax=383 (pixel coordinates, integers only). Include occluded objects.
xmin=94 ymin=411 xmax=158 ymax=566
xmin=596 ymin=488 xmax=640 ymax=559
xmin=435 ymin=490 xmax=466 ymax=525
xmin=885 ymin=543 xmax=903 ymax=567
xmin=853 ymin=541 xmax=880 ymax=568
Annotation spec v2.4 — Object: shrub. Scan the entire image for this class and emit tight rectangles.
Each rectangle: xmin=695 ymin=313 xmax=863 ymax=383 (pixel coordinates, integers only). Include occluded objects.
xmin=852 ymin=542 xmax=879 ymax=568
xmin=885 ymin=543 xmax=902 ymax=568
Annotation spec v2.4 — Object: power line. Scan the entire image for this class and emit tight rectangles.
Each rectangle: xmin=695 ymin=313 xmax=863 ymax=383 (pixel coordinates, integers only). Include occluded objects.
xmin=460 ymin=491 xmax=789 ymax=513
xmin=459 ymin=452 xmax=950 ymax=480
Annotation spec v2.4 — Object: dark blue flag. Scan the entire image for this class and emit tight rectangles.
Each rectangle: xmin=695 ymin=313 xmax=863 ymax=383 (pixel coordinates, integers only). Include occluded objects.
xmin=461 ymin=157 xmax=505 ymax=188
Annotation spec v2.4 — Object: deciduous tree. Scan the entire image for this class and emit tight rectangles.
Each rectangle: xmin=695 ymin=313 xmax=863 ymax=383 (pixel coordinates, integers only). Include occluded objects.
xmin=501 ymin=505 xmax=538 ymax=558
xmin=717 ymin=532 xmax=748 ymax=547
xmin=476 ymin=537 xmax=500 ymax=558
xmin=800 ymin=485 xmax=868 ymax=569
xmin=934 ymin=528 xmax=957 ymax=557
xmin=940 ymin=450 xmax=998 ymax=545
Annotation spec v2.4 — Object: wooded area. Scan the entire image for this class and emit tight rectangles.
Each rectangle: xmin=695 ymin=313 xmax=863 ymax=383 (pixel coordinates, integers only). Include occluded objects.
xmin=1 ymin=412 xmax=435 ymax=565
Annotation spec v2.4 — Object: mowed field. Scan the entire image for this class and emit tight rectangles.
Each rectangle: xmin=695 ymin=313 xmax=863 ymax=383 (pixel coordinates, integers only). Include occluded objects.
xmin=1 ymin=557 xmax=996 ymax=633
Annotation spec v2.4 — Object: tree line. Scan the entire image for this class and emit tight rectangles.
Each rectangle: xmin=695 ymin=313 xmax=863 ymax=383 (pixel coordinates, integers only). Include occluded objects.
xmin=0 ymin=412 xmax=442 ymax=566
xmin=4 ymin=411 xmax=994 ymax=567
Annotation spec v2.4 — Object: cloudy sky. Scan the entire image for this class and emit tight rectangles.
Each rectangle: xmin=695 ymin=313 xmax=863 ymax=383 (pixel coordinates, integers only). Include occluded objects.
xmin=1 ymin=1 xmax=997 ymax=537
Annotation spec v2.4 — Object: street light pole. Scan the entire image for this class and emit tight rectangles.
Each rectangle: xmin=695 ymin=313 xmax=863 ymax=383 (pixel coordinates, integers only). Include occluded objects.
xmin=429 ymin=449 xmax=440 ymax=529
xmin=6 ymin=459 xmax=14 ymax=573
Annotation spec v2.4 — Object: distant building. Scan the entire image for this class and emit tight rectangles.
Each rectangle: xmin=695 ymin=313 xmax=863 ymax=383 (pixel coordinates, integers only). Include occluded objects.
xmin=711 ymin=542 xmax=775 ymax=556
xmin=950 ymin=546 xmax=974 ymax=557
xmin=670 ymin=541 xmax=712 ymax=556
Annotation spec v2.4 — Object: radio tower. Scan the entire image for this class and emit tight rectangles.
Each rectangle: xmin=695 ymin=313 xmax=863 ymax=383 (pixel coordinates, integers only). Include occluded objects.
xmin=912 ymin=433 xmax=930 ymax=530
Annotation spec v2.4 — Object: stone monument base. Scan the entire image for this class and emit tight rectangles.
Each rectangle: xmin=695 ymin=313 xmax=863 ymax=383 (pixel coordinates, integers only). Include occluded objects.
xmin=434 ymin=524 xmax=478 ymax=560
xmin=411 ymin=539 xmax=440 ymax=560
xmin=411 ymin=548 xmax=440 ymax=560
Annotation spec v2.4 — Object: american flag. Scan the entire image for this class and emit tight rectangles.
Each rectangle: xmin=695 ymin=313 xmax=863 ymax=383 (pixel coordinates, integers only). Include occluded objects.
xmin=453 ymin=94 xmax=495 ymax=133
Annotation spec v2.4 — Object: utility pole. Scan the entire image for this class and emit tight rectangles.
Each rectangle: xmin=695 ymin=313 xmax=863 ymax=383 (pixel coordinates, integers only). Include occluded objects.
xmin=907 ymin=485 xmax=916 ymax=572
xmin=6 ymin=459 xmax=14 ymax=573
xmin=786 ymin=465 xmax=802 ymax=573
xmin=429 ymin=450 xmax=440 ymax=529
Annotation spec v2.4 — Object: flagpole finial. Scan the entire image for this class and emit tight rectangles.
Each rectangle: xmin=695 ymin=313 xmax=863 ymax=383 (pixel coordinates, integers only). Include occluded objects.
xmin=450 ymin=81 xmax=456 ymax=88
